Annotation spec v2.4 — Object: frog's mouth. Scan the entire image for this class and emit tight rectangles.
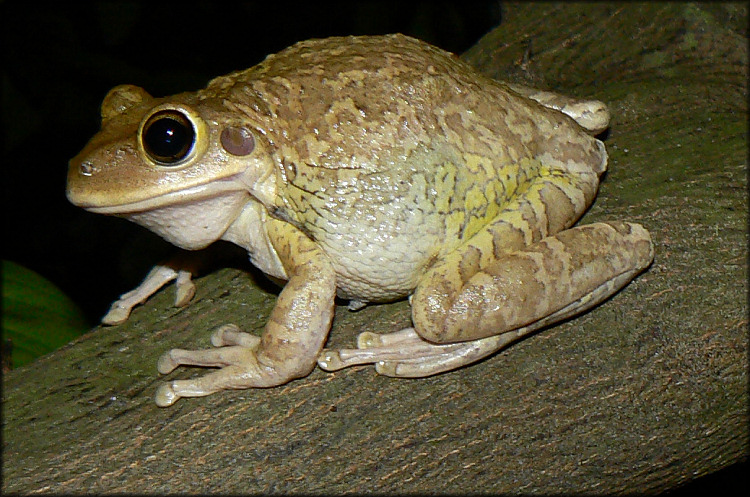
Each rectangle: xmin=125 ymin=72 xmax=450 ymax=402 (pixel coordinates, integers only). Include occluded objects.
xmin=79 ymin=181 xmax=252 ymax=251
xmin=78 ymin=178 xmax=247 ymax=215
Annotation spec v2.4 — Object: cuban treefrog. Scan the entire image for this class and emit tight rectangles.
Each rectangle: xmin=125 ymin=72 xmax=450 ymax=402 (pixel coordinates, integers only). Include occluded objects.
xmin=67 ymin=34 xmax=654 ymax=407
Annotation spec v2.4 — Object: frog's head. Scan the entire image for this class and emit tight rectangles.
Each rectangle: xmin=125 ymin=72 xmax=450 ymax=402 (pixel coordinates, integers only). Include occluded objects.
xmin=67 ymin=84 xmax=277 ymax=250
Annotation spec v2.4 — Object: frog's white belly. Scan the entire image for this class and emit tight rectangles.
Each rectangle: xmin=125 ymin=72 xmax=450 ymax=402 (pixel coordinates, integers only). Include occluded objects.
xmin=288 ymin=164 xmax=455 ymax=301
xmin=319 ymin=207 xmax=445 ymax=302
xmin=283 ymin=153 xmax=509 ymax=302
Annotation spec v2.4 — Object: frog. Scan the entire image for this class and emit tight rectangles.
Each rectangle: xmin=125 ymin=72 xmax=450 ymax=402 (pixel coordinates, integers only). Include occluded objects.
xmin=67 ymin=34 xmax=654 ymax=407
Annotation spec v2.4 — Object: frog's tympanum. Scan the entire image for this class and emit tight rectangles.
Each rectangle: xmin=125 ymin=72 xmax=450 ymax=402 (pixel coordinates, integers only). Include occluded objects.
xmin=67 ymin=34 xmax=654 ymax=407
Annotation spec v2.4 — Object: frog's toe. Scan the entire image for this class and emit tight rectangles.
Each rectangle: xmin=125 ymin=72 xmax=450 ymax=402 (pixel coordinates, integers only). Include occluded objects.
xmin=157 ymin=351 xmax=180 ymax=374
xmin=154 ymin=365 xmax=245 ymax=407
xmin=357 ymin=327 xmax=419 ymax=348
xmin=210 ymin=324 xmax=261 ymax=348
xmin=317 ymin=350 xmax=348 ymax=371
xmin=374 ymin=359 xmax=416 ymax=377
xmin=154 ymin=383 xmax=179 ymax=407
xmin=356 ymin=332 xmax=382 ymax=348
xmin=157 ymin=344 xmax=254 ymax=374
xmin=101 ymin=302 xmax=132 ymax=325
xmin=173 ymin=270 xmax=196 ymax=307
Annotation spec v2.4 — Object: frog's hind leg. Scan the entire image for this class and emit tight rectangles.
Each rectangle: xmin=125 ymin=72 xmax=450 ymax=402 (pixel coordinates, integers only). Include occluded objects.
xmin=319 ymin=145 xmax=653 ymax=378
xmin=319 ymin=221 xmax=653 ymax=377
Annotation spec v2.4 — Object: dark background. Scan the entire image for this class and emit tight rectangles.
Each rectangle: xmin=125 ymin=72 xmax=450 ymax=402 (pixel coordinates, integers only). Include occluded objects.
xmin=0 ymin=2 xmax=744 ymax=493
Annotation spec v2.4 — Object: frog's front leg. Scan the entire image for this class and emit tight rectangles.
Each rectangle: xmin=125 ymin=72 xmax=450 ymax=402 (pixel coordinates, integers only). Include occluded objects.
xmin=320 ymin=221 xmax=653 ymax=377
xmin=101 ymin=264 xmax=196 ymax=325
xmin=155 ymin=221 xmax=335 ymax=406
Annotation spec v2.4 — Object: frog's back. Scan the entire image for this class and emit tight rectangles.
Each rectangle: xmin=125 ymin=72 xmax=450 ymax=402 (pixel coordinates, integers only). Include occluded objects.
xmin=208 ymin=34 xmax=545 ymax=173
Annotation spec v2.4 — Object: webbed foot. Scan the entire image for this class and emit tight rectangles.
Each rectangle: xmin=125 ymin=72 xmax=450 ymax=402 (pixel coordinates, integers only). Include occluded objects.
xmin=318 ymin=327 xmax=521 ymax=378
xmin=155 ymin=324 xmax=283 ymax=407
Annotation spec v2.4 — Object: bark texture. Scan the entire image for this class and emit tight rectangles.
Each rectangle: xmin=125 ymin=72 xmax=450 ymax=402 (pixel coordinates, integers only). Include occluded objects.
xmin=3 ymin=2 xmax=747 ymax=494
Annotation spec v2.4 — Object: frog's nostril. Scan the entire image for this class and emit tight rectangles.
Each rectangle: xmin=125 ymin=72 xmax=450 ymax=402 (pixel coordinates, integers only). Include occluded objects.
xmin=79 ymin=161 xmax=96 ymax=177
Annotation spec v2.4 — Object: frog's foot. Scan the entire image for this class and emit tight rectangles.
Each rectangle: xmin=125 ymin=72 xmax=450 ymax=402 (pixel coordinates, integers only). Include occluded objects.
xmin=317 ymin=327 xmax=524 ymax=378
xmin=504 ymin=82 xmax=610 ymax=135
xmin=102 ymin=265 xmax=195 ymax=325
xmin=155 ymin=324 xmax=290 ymax=407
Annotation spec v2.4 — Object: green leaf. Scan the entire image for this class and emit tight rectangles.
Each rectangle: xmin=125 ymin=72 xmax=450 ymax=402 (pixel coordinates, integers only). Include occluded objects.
xmin=2 ymin=260 xmax=90 ymax=368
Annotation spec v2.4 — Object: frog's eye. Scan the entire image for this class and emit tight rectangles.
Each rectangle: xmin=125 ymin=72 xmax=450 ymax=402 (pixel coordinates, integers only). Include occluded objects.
xmin=141 ymin=110 xmax=196 ymax=165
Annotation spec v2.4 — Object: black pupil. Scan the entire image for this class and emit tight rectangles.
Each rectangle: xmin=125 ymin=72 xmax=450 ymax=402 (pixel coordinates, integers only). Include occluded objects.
xmin=142 ymin=111 xmax=195 ymax=164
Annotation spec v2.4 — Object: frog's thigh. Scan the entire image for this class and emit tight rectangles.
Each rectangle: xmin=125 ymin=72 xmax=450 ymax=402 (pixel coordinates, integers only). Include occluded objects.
xmin=412 ymin=221 xmax=654 ymax=344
